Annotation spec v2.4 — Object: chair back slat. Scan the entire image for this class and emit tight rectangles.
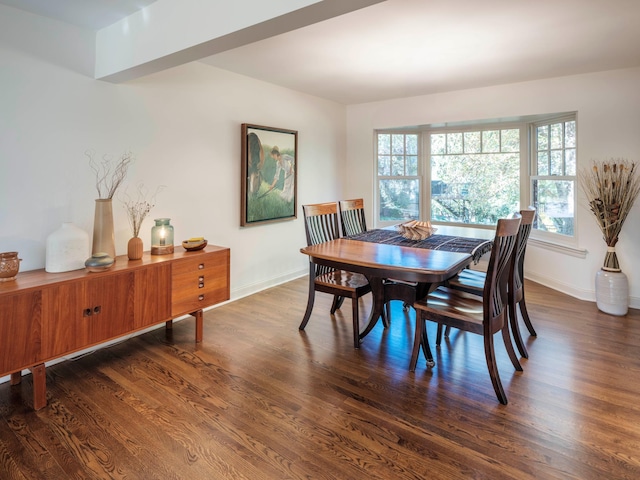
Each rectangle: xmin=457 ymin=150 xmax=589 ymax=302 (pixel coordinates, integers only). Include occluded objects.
xmin=339 ymin=199 xmax=367 ymax=236
xmin=483 ymin=215 xmax=521 ymax=329
xmin=512 ymin=207 xmax=536 ymax=292
xmin=303 ymin=202 xmax=341 ymax=277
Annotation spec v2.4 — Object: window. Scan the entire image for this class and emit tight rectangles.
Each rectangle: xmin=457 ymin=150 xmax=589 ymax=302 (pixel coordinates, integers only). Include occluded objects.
xmin=376 ymin=132 xmax=420 ymax=222
xmin=374 ymin=113 xmax=577 ymax=243
xmin=531 ymin=118 xmax=576 ymax=237
xmin=430 ymin=128 xmax=520 ymax=226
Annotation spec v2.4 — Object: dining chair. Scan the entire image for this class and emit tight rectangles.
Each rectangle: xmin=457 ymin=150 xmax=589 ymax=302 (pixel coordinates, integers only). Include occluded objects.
xmin=338 ymin=198 xmax=367 ymax=237
xmin=300 ymin=202 xmax=372 ymax=348
xmin=444 ymin=207 xmax=537 ymax=358
xmin=410 ymin=215 xmax=522 ymax=405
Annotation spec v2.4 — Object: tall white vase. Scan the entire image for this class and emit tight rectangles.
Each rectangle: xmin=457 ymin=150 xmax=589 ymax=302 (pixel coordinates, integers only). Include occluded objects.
xmin=45 ymin=222 xmax=90 ymax=273
xmin=92 ymin=198 xmax=116 ymax=258
xmin=595 ymin=269 xmax=629 ymax=316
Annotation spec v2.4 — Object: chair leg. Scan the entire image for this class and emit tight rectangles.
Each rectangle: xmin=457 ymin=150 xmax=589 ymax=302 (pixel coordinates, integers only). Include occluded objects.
xmin=351 ymin=296 xmax=361 ymax=349
xmin=484 ymin=332 xmax=508 ymax=405
xmin=409 ymin=312 xmax=424 ymax=371
xmin=509 ymin=300 xmax=529 ymax=359
xmin=519 ymin=295 xmax=537 ymax=336
xmin=330 ymin=295 xmax=345 ymax=314
xmin=383 ymin=302 xmax=391 ymax=327
xmin=299 ymin=270 xmax=316 ymax=330
xmin=435 ymin=324 xmax=444 ymax=346
xmin=444 ymin=325 xmax=452 ymax=337
xmin=501 ymin=320 xmax=523 ymax=372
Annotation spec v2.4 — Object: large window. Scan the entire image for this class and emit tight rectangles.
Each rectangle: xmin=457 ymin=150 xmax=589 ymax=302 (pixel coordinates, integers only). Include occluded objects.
xmin=430 ymin=128 xmax=520 ymax=226
xmin=531 ymin=118 xmax=576 ymax=237
xmin=375 ymin=113 xmax=577 ymax=243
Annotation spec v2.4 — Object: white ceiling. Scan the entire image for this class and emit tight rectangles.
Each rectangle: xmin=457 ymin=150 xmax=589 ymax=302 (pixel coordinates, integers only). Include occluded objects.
xmin=3 ymin=0 xmax=640 ymax=104
xmin=0 ymin=0 xmax=157 ymax=29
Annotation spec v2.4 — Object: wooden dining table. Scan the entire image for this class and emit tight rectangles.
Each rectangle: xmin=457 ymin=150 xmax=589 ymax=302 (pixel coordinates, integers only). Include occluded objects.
xmin=300 ymin=237 xmax=474 ymax=350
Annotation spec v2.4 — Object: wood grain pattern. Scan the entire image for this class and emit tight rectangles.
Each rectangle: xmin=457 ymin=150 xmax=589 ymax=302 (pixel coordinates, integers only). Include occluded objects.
xmin=1 ymin=277 xmax=640 ymax=479
xmin=0 ymin=291 xmax=41 ymax=373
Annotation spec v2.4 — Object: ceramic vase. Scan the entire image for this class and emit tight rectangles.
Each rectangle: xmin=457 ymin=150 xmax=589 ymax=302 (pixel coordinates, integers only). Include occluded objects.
xmin=92 ymin=199 xmax=116 ymax=258
xmin=127 ymin=236 xmax=143 ymax=260
xmin=46 ymin=222 xmax=90 ymax=273
xmin=595 ymin=269 xmax=629 ymax=316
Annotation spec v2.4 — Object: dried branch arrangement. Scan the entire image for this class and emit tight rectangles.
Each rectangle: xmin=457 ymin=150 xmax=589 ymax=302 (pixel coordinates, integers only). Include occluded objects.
xmin=121 ymin=183 xmax=165 ymax=238
xmin=579 ymin=158 xmax=640 ymax=271
xmin=86 ymin=150 xmax=133 ymax=199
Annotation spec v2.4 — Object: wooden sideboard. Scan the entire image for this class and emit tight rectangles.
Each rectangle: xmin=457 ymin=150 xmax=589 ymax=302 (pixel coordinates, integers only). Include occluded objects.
xmin=0 ymin=245 xmax=230 ymax=410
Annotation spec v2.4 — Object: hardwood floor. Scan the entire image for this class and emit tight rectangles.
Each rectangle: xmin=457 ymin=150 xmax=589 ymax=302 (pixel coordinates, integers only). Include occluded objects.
xmin=1 ymin=277 xmax=640 ymax=479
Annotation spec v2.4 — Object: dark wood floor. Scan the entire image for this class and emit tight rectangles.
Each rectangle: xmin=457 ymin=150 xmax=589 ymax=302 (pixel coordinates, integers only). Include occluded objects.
xmin=1 ymin=277 xmax=640 ymax=479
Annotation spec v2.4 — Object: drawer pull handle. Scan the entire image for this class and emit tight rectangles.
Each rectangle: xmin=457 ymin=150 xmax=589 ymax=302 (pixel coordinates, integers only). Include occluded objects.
xmin=198 ymin=263 xmax=205 ymax=270
xmin=199 ymin=283 xmax=204 ymax=288
xmin=83 ymin=308 xmax=92 ymax=317
xmin=199 ymin=276 xmax=204 ymax=282
xmin=198 ymin=295 xmax=205 ymax=301
xmin=93 ymin=306 xmax=101 ymax=315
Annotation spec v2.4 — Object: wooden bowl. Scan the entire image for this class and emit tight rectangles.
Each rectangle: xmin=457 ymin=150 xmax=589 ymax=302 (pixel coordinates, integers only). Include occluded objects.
xmin=0 ymin=251 xmax=21 ymax=282
xmin=182 ymin=239 xmax=208 ymax=251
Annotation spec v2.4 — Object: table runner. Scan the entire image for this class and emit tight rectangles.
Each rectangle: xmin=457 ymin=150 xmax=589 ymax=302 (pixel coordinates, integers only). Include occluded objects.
xmin=347 ymin=229 xmax=492 ymax=264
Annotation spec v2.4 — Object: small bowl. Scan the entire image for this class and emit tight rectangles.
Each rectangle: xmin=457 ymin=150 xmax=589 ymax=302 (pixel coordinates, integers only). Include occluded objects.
xmin=0 ymin=251 xmax=21 ymax=282
xmin=182 ymin=239 xmax=208 ymax=251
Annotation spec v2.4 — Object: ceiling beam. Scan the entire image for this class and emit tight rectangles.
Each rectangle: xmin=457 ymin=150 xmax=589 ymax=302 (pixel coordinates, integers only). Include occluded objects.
xmin=96 ymin=0 xmax=385 ymax=83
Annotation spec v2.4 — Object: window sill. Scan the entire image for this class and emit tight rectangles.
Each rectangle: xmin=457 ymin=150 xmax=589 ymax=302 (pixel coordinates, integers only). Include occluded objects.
xmin=528 ymin=237 xmax=587 ymax=258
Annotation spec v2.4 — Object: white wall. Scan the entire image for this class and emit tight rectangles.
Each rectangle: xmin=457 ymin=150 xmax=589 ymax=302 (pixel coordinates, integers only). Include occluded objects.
xmin=346 ymin=68 xmax=640 ymax=307
xmin=0 ymin=5 xmax=346 ymax=300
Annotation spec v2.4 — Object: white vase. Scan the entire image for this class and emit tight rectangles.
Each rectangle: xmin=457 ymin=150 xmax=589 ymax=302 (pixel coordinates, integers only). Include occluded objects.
xmin=45 ymin=222 xmax=90 ymax=273
xmin=595 ymin=269 xmax=629 ymax=316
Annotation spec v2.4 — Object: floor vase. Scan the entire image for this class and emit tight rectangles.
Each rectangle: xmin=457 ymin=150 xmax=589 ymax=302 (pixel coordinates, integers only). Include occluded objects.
xmin=595 ymin=269 xmax=629 ymax=316
xmin=92 ymin=199 xmax=116 ymax=258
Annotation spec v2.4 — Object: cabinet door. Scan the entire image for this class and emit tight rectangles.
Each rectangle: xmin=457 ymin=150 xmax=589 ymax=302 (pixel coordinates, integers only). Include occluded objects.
xmin=0 ymin=290 xmax=42 ymax=375
xmin=42 ymin=282 xmax=89 ymax=358
xmin=133 ymin=263 xmax=171 ymax=330
xmin=88 ymin=272 xmax=134 ymax=342
xmin=43 ymin=272 xmax=135 ymax=359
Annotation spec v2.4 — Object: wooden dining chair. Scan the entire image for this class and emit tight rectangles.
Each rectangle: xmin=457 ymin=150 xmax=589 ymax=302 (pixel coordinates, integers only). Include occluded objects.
xmin=300 ymin=202 xmax=372 ymax=348
xmin=338 ymin=198 xmax=367 ymax=237
xmin=410 ymin=215 xmax=522 ymax=405
xmin=444 ymin=208 xmax=537 ymax=358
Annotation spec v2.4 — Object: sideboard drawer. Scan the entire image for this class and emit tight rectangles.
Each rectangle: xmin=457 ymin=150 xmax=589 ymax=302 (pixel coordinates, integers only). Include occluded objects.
xmin=171 ymin=250 xmax=230 ymax=316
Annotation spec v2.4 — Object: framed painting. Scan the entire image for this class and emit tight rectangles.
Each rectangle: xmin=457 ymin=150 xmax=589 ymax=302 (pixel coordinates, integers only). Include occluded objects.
xmin=241 ymin=123 xmax=298 ymax=226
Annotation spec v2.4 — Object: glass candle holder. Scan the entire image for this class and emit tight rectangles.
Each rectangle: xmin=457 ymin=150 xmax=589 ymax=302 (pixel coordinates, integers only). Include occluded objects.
xmin=151 ymin=218 xmax=174 ymax=255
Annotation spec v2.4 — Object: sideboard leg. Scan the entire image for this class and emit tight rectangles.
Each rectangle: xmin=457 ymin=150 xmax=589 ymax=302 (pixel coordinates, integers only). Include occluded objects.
xmin=165 ymin=319 xmax=173 ymax=330
xmin=193 ymin=310 xmax=203 ymax=343
xmin=10 ymin=371 xmax=22 ymax=385
xmin=30 ymin=364 xmax=46 ymax=410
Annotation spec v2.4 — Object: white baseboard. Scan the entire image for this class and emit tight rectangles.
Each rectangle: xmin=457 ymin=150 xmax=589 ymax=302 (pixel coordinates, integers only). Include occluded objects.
xmin=525 ymin=271 xmax=640 ymax=310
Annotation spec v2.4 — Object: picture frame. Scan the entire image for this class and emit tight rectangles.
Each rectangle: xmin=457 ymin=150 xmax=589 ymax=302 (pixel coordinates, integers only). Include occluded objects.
xmin=241 ymin=123 xmax=298 ymax=226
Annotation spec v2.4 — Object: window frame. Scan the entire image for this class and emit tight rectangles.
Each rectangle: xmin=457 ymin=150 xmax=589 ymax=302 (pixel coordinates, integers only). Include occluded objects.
xmin=424 ymin=123 xmax=527 ymax=229
xmin=375 ymin=131 xmax=422 ymax=227
xmin=528 ymin=114 xmax=578 ymax=246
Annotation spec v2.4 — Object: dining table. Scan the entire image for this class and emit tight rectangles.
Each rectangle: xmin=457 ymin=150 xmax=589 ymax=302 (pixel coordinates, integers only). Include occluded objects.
xmin=300 ymin=228 xmax=492 ymax=358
